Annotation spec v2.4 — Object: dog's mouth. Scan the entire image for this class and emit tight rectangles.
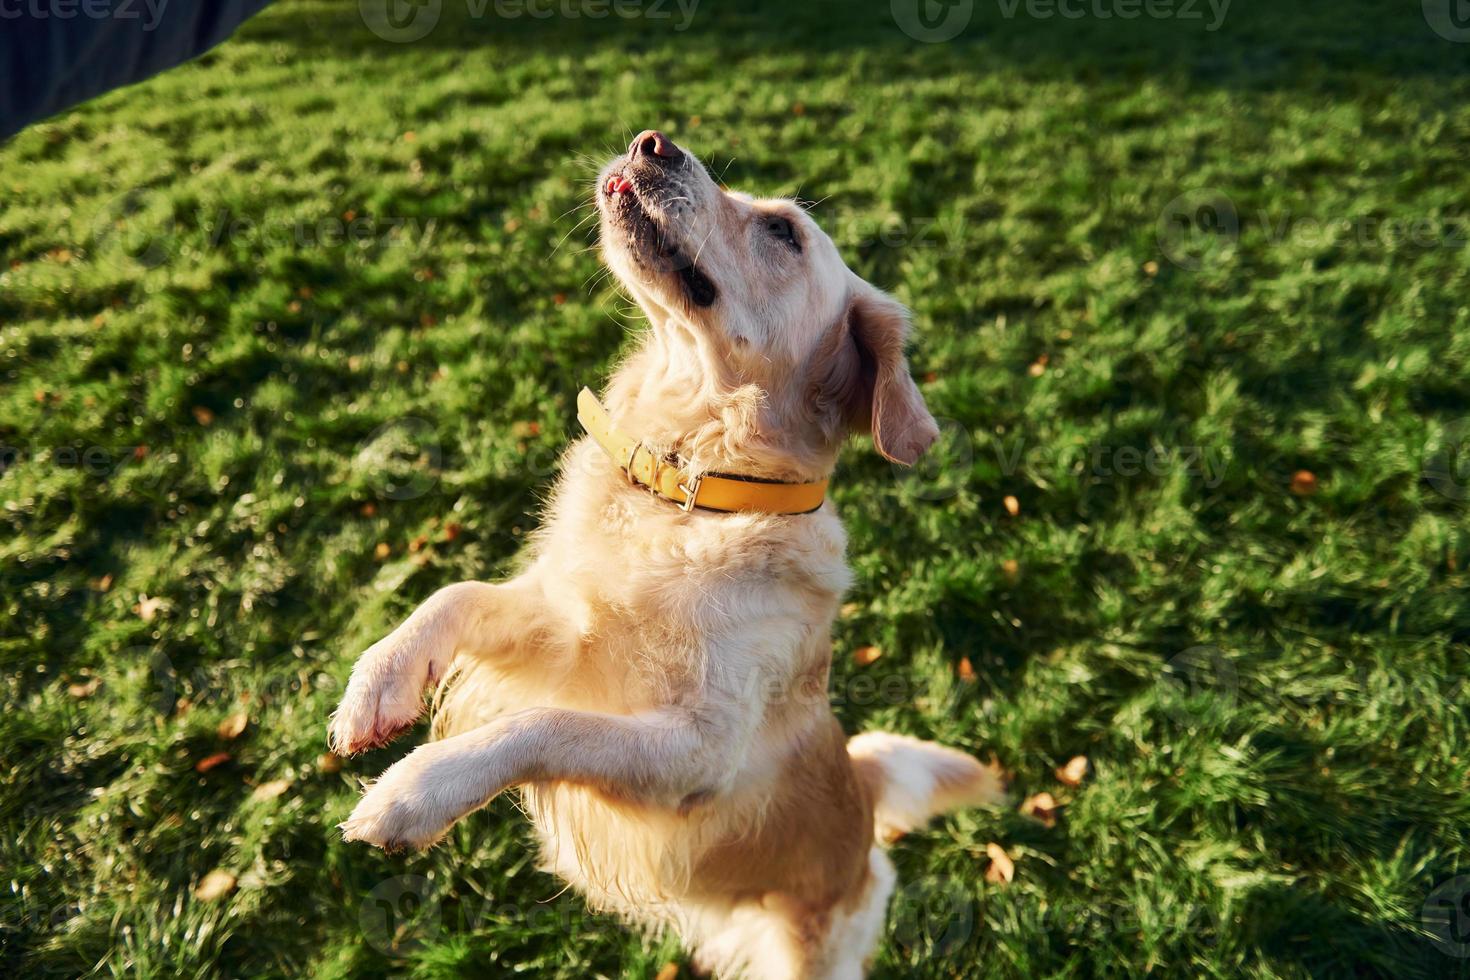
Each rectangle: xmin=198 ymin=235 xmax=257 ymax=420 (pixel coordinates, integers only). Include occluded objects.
xmin=600 ymin=163 xmax=718 ymax=309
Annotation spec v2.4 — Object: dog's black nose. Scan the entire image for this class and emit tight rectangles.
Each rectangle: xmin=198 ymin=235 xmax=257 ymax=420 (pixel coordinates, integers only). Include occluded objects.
xmin=630 ymin=130 xmax=680 ymax=162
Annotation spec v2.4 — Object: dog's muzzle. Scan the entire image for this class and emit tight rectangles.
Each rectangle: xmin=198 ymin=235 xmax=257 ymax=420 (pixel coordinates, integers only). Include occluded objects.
xmin=598 ymin=130 xmax=718 ymax=308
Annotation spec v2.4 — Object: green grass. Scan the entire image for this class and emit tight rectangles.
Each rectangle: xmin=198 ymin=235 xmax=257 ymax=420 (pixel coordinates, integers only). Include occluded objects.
xmin=3 ymin=0 xmax=1470 ymax=976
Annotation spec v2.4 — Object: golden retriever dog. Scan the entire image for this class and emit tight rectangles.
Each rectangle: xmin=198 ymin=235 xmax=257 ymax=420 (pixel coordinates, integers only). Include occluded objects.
xmin=330 ymin=130 xmax=1005 ymax=978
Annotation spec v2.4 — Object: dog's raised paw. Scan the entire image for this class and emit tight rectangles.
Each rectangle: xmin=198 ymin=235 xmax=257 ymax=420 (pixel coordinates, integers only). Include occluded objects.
xmin=328 ymin=699 xmax=419 ymax=756
xmin=340 ymin=779 xmax=449 ymax=853
xmin=327 ymin=644 xmax=436 ymax=755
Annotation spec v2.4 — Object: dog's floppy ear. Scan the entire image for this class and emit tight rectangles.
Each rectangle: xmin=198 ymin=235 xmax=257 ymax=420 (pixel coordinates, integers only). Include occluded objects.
xmin=842 ymin=286 xmax=939 ymax=466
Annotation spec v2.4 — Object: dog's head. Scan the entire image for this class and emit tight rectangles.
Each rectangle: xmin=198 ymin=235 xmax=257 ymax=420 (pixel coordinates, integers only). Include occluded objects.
xmin=596 ymin=131 xmax=938 ymax=466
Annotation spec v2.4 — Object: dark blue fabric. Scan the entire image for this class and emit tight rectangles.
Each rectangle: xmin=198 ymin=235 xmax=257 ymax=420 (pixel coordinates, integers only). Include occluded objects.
xmin=0 ymin=0 xmax=275 ymax=141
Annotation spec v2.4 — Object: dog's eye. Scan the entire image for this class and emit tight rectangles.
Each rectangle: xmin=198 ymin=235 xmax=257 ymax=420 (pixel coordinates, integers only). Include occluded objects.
xmin=764 ymin=215 xmax=801 ymax=251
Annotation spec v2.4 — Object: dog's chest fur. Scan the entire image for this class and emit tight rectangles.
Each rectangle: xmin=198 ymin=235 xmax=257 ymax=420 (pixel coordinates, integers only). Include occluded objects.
xmin=500 ymin=442 xmax=856 ymax=913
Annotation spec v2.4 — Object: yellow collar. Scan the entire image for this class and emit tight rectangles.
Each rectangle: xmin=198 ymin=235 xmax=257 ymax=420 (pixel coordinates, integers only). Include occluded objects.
xmin=576 ymin=388 xmax=829 ymax=514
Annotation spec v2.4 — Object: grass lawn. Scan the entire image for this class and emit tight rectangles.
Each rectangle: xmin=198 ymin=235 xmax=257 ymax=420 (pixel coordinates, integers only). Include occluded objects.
xmin=3 ymin=0 xmax=1470 ymax=976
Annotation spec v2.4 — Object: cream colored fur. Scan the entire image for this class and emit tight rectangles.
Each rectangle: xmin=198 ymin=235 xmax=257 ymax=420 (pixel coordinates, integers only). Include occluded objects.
xmin=329 ymin=131 xmax=1004 ymax=978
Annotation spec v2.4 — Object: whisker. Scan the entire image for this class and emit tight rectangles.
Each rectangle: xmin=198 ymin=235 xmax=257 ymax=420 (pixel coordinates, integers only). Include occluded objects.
xmin=550 ymin=210 xmax=600 ymax=258
xmin=690 ymin=222 xmax=718 ymax=267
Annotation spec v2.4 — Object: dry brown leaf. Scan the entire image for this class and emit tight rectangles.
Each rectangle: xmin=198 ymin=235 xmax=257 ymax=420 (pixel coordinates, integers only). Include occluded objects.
xmin=195 ymin=752 xmax=231 ymax=773
xmin=654 ymin=964 xmax=680 ymax=980
xmin=1056 ymin=755 xmax=1089 ymax=787
xmin=984 ymin=842 xmax=1015 ymax=884
xmin=68 ymin=677 xmax=101 ymax=698
xmin=957 ymin=657 xmax=977 ymax=683
xmin=852 ymin=645 xmax=882 ymax=667
xmin=251 ymin=779 xmax=292 ymax=802
xmin=1290 ymin=470 xmax=1318 ymax=496
xmin=1002 ymin=495 xmax=1020 ymax=517
xmin=194 ymin=869 xmax=237 ymax=901
xmin=96 ymin=573 xmax=114 ymax=592
xmin=409 ymin=533 xmax=429 ymax=553
xmin=191 ymin=405 xmax=214 ymax=427
xmin=1021 ymin=791 xmax=1059 ymax=828
xmin=134 ymin=595 xmax=164 ymax=622
xmin=1000 ymin=559 xmax=1020 ymax=583
xmin=318 ymin=752 xmax=343 ymax=774
xmin=442 ymin=522 xmax=462 ymax=542
xmin=217 ymin=712 xmax=248 ymax=740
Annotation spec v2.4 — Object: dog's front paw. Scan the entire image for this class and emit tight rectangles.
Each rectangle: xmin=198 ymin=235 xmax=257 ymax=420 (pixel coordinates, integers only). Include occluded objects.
xmin=340 ymin=753 xmax=457 ymax=852
xmin=328 ymin=639 xmax=438 ymax=755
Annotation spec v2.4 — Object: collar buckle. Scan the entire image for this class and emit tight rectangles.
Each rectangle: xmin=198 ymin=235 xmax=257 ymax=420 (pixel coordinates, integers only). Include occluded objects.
xmin=622 ymin=441 xmax=642 ymax=484
xmin=676 ymin=474 xmax=703 ymax=512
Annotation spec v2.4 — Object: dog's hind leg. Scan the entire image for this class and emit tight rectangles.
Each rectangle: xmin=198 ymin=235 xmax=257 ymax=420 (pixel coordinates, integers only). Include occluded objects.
xmin=689 ymin=859 xmax=896 ymax=980
xmin=683 ymin=898 xmax=810 ymax=980
xmin=814 ymin=847 xmax=896 ymax=979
